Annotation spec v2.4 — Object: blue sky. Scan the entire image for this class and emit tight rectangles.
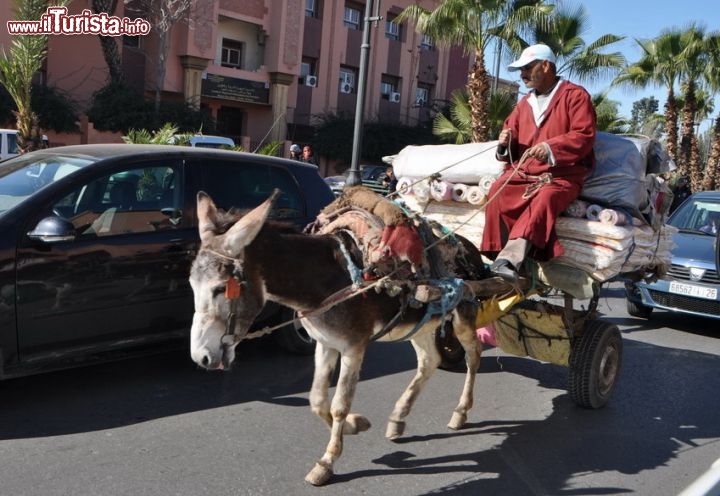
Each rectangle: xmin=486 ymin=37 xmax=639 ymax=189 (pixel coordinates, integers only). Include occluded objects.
xmin=493 ymin=0 xmax=720 ymax=132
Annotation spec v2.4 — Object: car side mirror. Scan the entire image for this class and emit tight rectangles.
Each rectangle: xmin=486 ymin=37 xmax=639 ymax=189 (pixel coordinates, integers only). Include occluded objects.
xmin=27 ymin=216 xmax=77 ymax=243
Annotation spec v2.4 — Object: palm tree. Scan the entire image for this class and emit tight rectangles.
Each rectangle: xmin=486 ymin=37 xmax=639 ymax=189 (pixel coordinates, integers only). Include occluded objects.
xmin=677 ymin=25 xmax=710 ymax=191
xmin=433 ymin=89 xmax=515 ymax=144
xmin=397 ymin=0 xmax=552 ymax=143
xmin=701 ymin=33 xmax=720 ymax=191
xmin=0 ymin=0 xmax=71 ymax=154
xmin=592 ymin=93 xmax=629 ymax=134
xmin=613 ymin=28 xmax=688 ymax=172
xmin=528 ymin=2 xmax=626 ymax=87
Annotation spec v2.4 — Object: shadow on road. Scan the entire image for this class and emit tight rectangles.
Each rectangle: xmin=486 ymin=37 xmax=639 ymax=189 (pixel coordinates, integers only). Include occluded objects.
xmin=361 ymin=338 xmax=719 ymax=495
xmin=0 ymin=338 xmax=418 ymax=440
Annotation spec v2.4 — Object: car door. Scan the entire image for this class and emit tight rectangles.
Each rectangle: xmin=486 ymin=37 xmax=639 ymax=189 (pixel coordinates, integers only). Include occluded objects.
xmin=14 ymin=158 xmax=196 ymax=360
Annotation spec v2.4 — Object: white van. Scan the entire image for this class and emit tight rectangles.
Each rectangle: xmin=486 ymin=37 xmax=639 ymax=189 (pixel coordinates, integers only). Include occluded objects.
xmin=0 ymin=129 xmax=49 ymax=160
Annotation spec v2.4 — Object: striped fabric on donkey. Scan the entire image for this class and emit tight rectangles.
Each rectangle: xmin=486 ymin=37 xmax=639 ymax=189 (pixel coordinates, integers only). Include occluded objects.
xmin=188 ymin=188 xmax=489 ymax=486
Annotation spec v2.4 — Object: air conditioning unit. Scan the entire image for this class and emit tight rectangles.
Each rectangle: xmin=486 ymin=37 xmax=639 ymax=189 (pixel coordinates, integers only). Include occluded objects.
xmin=340 ymin=82 xmax=353 ymax=94
xmin=389 ymin=92 xmax=401 ymax=103
xmin=304 ymin=75 xmax=318 ymax=87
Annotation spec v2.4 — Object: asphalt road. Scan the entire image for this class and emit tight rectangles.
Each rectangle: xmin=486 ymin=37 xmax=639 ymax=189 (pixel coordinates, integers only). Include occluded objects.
xmin=0 ymin=282 xmax=718 ymax=496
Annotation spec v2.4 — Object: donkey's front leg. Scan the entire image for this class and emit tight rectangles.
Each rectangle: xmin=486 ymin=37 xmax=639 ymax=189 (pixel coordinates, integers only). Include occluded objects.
xmin=306 ymin=349 xmax=367 ymax=486
xmin=386 ymin=330 xmax=440 ymax=440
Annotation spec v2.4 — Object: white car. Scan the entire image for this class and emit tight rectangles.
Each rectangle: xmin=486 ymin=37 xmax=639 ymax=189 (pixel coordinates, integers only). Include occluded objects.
xmin=0 ymin=129 xmax=49 ymax=160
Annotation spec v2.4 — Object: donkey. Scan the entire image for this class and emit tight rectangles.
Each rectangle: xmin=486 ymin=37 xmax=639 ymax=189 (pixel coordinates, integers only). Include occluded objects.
xmin=189 ymin=190 xmax=487 ymax=486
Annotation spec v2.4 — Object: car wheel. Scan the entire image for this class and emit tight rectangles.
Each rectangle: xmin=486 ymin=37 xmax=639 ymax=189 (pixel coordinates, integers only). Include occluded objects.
xmin=626 ymin=298 xmax=653 ymax=319
xmin=569 ymin=320 xmax=623 ymax=409
xmin=273 ymin=306 xmax=316 ymax=355
xmin=435 ymin=326 xmax=466 ymax=371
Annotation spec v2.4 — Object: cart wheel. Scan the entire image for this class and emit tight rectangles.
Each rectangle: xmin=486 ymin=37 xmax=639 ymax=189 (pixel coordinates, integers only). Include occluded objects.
xmin=569 ymin=320 xmax=622 ymax=409
xmin=626 ymin=298 xmax=653 ymax=319
xmin=274 ymin=307 xmax=316 ymax=355
xmin=435 ymin=326 xmax=466 ymax=371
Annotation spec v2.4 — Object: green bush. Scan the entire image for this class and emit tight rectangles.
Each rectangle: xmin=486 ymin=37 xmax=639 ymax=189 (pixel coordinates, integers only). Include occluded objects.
xmin=312 ymin=112 xmax=439 ymax=164
xmin=88 ymin=82 xmax=215 ymax=134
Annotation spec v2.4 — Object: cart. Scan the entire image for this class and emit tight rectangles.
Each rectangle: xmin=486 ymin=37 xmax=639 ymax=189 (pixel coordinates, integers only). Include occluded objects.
xmin=431 ymin=274 xmax=624 ymax=410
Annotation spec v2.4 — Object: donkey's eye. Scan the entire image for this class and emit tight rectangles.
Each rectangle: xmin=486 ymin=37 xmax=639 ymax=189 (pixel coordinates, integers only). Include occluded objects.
xmin=212 ymin=285 xmax=225 ymax=298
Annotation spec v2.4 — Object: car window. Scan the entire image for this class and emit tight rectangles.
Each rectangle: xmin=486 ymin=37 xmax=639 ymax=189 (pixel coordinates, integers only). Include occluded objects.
xmin=7 ymin=133 xmax=17 ymax=154
xmin=53 ymin=162 xmax=183 ymax=237
xmin=0 ymin=155 xmax=92 ymax=216
xmin=197 ymin=159 xmax=305 ymax=220
xmin=670 ymin=198 xmax=720 ymax=233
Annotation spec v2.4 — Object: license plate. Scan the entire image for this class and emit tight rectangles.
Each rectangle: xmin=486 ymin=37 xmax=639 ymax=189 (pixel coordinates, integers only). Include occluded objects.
xmin=669 ymin=281 xmax=718 ymax=300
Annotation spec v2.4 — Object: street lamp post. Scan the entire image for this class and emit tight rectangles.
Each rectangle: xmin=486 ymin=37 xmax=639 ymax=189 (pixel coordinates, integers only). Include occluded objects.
xmin=346 ymin=0 xmax=380 ymax=187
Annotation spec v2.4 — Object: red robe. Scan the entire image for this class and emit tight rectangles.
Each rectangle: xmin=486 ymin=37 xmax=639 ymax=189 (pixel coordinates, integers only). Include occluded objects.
xmin=481 ymin=80 xmax=596 ymax=262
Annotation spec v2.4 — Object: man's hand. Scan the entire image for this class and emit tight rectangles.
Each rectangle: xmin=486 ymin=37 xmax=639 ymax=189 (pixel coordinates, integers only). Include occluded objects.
xmin=525 ymin=142 xmax=550 ymax=163
xmin=498 ymin=129 xmax=511 ymax=147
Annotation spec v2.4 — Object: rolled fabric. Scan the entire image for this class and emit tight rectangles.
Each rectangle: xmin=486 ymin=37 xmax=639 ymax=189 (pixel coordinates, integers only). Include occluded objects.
xmin=451 ymin=183 xmax=469 ymax=202
xmin=478 ymin=175 xmax=496 ymax=195
xmin=599 ymin=208 xmax=629 ymax=226
xmin=396 ymin=176 xmax=413 ymax=195
xmin=564 ymin=199 xmax=589 ymax=218
xmin=412 ymin=179 xmax=431 ymax=202
xmin=585 ymin=203 xmax=603 ymax=222
xmin=466 ymin=185 xmax=486 ymax=205
xmin=430 ymin=180 xmax=454 ymax=201
xmin=476 ymin=323 xmax=497 ymax=346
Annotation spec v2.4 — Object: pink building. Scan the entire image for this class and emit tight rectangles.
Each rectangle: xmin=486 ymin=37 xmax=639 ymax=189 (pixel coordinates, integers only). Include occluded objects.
xmin=1 ymin=0 xmax=518 ymax=166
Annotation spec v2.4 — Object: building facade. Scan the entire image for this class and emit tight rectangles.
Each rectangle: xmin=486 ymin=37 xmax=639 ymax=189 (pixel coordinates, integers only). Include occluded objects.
xmin=0 ymin=0 xmax=519 ymax=166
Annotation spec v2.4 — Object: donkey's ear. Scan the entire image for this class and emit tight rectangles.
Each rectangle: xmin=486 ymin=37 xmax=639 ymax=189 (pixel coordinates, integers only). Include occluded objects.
xmin=197 ymin=191 xmax=219 ymax=244
xmin=221 ymin=189 xmax=281 ymax=255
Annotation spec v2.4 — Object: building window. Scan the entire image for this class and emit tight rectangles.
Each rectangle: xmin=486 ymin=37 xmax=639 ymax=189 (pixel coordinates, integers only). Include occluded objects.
xmin=420 ymin=34 xmax=434 ymax=50
xmin=306 ymin=0 xmax=316 ymax=18
xmin=385 ymin=16 xmax=400 ymax=41
xmin=221 ymin=38 xmax=243 ymax=69
xmin=343 ymin=6 xmax=361 ymax=29
xmin=300 ymin=58 xmax=318 ymax=85
xmin=380 ymin=74 xmax=400 ymax=100
xmin=415 ymin=86 xmax=430 ymax=107
xmin=339 ymin=66 xmax=356 ymax=93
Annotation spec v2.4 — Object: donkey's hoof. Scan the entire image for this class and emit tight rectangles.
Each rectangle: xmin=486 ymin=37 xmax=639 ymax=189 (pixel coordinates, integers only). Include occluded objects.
xmin=305 ymin=463 xmax=333 ymax=486
xmin=344 ymin=413 xmax=371 ymax=435
xmin=385 ymin=419 xmax=406 ymax=440
xmin=448 ymin=411 xmax=467 ymax=430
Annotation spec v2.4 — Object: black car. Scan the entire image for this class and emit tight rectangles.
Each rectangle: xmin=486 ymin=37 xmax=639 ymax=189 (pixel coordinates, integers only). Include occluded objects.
xmin=0 ymin=144 xmax=335 ymax=378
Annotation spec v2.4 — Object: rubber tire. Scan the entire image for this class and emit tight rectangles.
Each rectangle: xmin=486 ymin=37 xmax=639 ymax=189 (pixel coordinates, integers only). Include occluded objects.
xmin=626 ymin=298 xmax=653 ymax=319
xmin=435 ymin=326 xmax=466 ymax=371
xmin=273 ymin=307 xmax=316 ymax=355
xmin=569 ymin=320 xmax=623 ymax=409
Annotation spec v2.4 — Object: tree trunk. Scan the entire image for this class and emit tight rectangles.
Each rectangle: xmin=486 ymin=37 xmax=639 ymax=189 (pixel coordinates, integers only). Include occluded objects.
xmin=467 ymin=49 xmax=490 ymax=143
xmin=92 ymin=0 xmax=124 ymax=84
xmin=154 ymin=30 xmax=169 ymax=118
xmin=678 ymin=80 xmax=697 ymax=183
xmin=664 ymin=88 xmax=678 ymax=164
xmin=702 ymin=116 xmax=720 ymax=191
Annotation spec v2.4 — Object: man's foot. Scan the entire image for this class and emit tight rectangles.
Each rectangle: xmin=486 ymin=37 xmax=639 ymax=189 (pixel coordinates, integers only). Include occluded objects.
xmin=490 ymin=258 xmax=519 ymax=283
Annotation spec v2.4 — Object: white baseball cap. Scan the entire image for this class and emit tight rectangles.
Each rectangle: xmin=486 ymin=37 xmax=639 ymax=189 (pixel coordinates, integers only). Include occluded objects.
xmin=508 ymin=44 xmax=556 ymax=72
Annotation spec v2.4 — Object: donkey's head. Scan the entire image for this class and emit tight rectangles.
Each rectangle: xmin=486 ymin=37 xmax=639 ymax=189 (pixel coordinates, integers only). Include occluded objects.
xmin=189 ymin=190 xmax=279 ymax=370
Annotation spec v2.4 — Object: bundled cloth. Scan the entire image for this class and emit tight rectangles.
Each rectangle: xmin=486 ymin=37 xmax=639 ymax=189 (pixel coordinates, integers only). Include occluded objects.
xmin=551 ymin=219 xmax=677 ymax=281
xmin=430 ymin=179 xmax=454 ymax=201
xmin=391 ymin=142 xmax=504 ymax=184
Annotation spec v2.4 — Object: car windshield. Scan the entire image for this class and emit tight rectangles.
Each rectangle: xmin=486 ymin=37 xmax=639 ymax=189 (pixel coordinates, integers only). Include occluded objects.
xmin=668 ymin=196 xmax=720 ymax=235
xmin=0 ymin=153 xmax=95 ymax=216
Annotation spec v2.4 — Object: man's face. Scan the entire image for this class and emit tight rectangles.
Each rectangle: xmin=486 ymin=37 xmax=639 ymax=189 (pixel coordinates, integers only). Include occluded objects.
xmin=519 ymin=60 xmax=543 ymax=90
